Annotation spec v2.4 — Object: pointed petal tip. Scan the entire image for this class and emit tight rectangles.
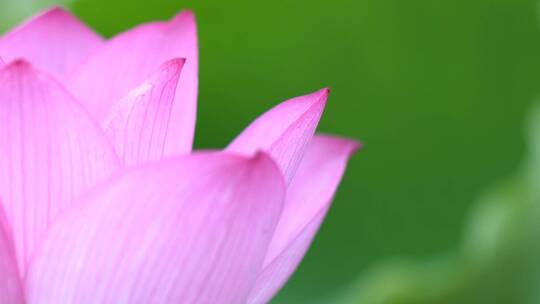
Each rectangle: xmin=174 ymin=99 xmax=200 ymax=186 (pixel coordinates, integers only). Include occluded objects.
xmin=162 ymin=58 xmax=186 ymax=79
xmin=271 ymin=88 xmax=328 ymax=118
xmin=4 ymin=6 xmax=78 ymax=39
xmin=309 ymin=87 xmax=330 ymax=105
xmin=281 ymin=88 xmax=329 ymax=113
xmin=344 ymin=138 xmax=363 ymax=155
xmin=44 ymin=5 xmax=70 ymax=14
xmin=315 ymin=134 xmax=363 ymax=157
xmin=320 ymin=87 xmax=330 ymax=96
xmin=155 ymin=57 xmax=186 ymax=76
xmin=1 ymin=5 xmax=104 ymax=80
xmin=250 ymin=151 xmax=285 ymax=176
xmin=227 ymin=88 xmax=331 ymax=183
xmin=25 ymin=152 xmax=286 ymax=304
xmin=246 ymin=134 xmax=359 ymax=304
xmin=0 ymin=54 xmax=122 ymax=273
xmin=166 ymin=57 xmax=186 ymax=69
xmin=1 ymin=59 xmax=33 ymax=73
xmin=101 ymin=57 xmax=187 ymax=166
xmin=26 ymin=6 xmax=74 ymax=23
xmin=173 ymin=9 xmax=196 ymax=21
xmin=240 ymin=151 xmax=287 ymax=192
xmin=7 ymin=58 xmax=31 ymax=67
xmin=0 ymin=60 xmax=53 ymax=83
xmin=170 ymin=9 xmax=197 ymax=27
xmin=252 ymin=150 xmax=274 ymax=164
xmin=252 ymin=150 xmax=267 ymax=161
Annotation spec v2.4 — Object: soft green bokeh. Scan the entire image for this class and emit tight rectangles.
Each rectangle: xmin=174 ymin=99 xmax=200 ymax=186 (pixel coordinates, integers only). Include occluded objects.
xmin=2 ymin=0 xmax=540 ymax=302
xmin=346 ymin=102 xmax=540 ymax=303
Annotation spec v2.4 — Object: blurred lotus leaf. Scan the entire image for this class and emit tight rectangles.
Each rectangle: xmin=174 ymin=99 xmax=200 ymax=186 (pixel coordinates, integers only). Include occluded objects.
xmin=346 ymin=102 xmax=540 ymax=304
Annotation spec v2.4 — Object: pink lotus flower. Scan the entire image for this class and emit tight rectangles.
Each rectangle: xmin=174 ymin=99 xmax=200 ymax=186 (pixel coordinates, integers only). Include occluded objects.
xmin=0 ymin=7 xmax=359 ymax=304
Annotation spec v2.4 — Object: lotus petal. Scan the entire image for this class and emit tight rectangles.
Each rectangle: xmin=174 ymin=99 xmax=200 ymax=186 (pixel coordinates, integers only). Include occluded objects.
xmin=228 ymin=89 xmax=328 ymax=184
xmin=26 ymin=152 xmax=285 ymax=304
xmin=102 ymin=58 xmax=184 ymax=166
xmin=0 ymin=60 xmax=120 ymax=272
xmin=0 ymin=201 xmax=24 ymax=304
xmin=68 ymin=11 xmax=198 ymax=154
xmin=0 ymin=7 xmax=104 ymax=80
xmin=248 ymin=135 xmax=360 ymax=303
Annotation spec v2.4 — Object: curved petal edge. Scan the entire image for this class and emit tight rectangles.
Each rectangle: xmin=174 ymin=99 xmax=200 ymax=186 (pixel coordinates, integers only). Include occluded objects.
xmin=0 ymin=60 xmax=120 ymax=273
xmin=228 ymin=88 xmax=329 ymax=184
xmin=102 ymin=58 xmax=185 ymax=166
xmin=68 ymin=10 xmax=198 ymax=153
xmin=26 ymin=152 xmax=286 ymax=304
xmin=0 ymin=7 xmax=104 ymax=80
xmin=247 ymin=134 xmax=361 ymax=304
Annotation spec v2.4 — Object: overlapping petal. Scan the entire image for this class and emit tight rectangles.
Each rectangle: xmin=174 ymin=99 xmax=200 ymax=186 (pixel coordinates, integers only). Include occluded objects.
xmin=227 ymin=88 xmax=328 ymax=183
xmin=226 ymin=89 xmax=357 ymax=302
xmin=102 ymin=58 xmax=184 ymax=166
xmin=26 ymin=152 xmax=285 ymax=304
xmin=0 ymin=6 xmax=359 ymax=302
xmin=0 ymin=201 xmax=24 ymax=304
xmin=68 ymin=11 xmax=198 ymax=154
xmin=0 ymin=61 xmax=120 ymax=273
xmin=0 ymin=7 xmax=104 ymax=80
xmin=247 ymin=135 xmax=360 ymax=303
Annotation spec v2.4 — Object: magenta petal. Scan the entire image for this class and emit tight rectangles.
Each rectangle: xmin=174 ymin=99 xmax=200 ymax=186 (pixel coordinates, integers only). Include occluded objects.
xmin=0 ymin=7 xmax=104 ymax=80
xmin=0 ymin=61 xmax=120 ymax=273
xmin=227 ymin=89 xmax=328 ymax=184
xmin=26 ymin=152 xmax=286 ymax=303
xmin=102 ymin=58 xmax=185 ymax=166
xmin=247 ymin=135 xmax=360 ymax=303
xmin=68 ymin=11 xmax=198 ymax=153
xmin=0 ymin=202 xmax=23 ymax=304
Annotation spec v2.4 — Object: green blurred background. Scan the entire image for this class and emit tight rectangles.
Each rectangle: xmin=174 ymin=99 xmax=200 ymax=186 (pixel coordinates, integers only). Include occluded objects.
xmin=2 ymin=0 xmax=540 ymax=302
